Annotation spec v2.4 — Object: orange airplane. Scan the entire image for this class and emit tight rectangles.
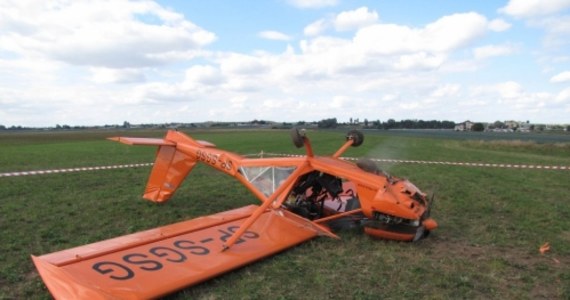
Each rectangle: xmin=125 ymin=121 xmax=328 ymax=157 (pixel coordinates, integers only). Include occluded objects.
xmin=32 ymin=129 xmax=437 ymax=299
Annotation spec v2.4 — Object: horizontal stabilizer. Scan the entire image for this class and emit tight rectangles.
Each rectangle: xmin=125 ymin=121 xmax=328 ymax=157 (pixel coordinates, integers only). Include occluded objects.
xmin=33 ymin=205 xmax=321 ymax=299
xmin=109 ymin=131 xmax=216 ymax=148
xmin=108 ymin=137 xmax=176 ymax=146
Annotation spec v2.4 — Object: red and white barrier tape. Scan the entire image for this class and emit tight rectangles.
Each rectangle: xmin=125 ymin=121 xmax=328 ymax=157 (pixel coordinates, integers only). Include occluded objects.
xmin=0 ymin=163 xmax=154 ymax=178
xmin=256 ymin=152 xmax=570 ymax=170
xmin=2 ymin=152 xmax=568 ymax=178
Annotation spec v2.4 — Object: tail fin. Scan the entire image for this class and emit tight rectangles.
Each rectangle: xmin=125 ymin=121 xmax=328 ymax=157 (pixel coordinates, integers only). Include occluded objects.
xmin=144 ymin=144 xmax=196 ymax=202
xmin=110 ymin=130 xmax=215 ymax=203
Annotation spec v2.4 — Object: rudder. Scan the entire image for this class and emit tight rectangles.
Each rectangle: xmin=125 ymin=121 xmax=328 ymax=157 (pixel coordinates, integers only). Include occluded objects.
xmin=145 ymin=144 xmax=197 ymax=203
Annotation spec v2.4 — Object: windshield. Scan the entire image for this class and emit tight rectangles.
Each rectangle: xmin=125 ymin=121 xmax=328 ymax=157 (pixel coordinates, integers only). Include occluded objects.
xmin=240 ymin=166 xmax=296 ymax=196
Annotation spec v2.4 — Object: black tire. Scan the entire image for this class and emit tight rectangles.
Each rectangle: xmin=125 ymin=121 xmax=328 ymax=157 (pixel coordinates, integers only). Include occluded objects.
xmin=347 ymin=130 xmax=364 ymax=147
xmin=356 ymin=158 xmax=380 ymax=174
xmin=291 ymin=128 xmax=304 ymax=148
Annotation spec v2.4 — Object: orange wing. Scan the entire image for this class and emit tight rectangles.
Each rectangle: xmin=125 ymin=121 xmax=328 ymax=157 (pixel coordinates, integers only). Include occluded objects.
xmin=32 ymin=205 xmax=328 ymax=299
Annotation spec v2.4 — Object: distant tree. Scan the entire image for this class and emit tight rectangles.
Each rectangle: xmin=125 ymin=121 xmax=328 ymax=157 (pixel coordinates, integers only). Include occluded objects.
xmin=364 ymin=119 xmax=369 ymax=128
xmin=442 ymin=121 xmax=455 ymax=129
xmin=529 ymin=124 xmax=535 ymax=131
xmin=566 ymin=125 xmax=570 ymax=132
xmin=401 ymin=119 xmax=414 ymax=129
xmin=493 ymin=120 xmax=505 ymax=129
xmin=123 ymin=121 xmax=130 ymax=128
xmin=372 ymin=120 xmax=381 ymax=128
xmin=0 ymin=125 xmax=5 ymax=130
xmin=296 ymin=121 xmax=306 ymax=125
xmin=472 ymin=123 xmax=485 ymax=132
xmin=317 ymin=118 xmax=338 ymax=128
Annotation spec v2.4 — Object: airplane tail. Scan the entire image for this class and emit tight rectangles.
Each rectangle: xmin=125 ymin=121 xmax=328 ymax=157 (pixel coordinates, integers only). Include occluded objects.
xmin=110 ymin=130 xmax=215 ymax=203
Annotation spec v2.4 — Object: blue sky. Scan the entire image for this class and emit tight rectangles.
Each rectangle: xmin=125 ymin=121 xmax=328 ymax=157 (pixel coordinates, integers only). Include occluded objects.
xmin=1 ymin=0 xmax=569 ymax=127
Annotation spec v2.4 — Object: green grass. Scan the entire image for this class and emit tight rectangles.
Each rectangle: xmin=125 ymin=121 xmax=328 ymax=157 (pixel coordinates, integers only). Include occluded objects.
xmin=1 ymin=129 xmax=569 ymax=299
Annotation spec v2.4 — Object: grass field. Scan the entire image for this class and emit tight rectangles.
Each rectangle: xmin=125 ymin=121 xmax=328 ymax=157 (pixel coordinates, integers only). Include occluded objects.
xmin=1 ymin=129 xmax=569 ymax=299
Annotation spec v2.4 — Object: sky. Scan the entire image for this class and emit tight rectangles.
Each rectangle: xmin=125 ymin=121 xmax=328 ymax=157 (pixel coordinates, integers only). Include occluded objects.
xmin=1 ymin=0 xmax=569 ymax=127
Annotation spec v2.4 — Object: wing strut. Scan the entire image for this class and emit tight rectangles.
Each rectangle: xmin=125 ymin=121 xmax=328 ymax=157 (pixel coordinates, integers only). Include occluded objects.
xmin=222 ymin=162 xmax=310 ymax=251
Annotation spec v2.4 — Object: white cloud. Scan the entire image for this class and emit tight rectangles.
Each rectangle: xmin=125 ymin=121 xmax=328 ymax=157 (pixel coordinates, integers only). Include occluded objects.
xmin=400 ymin=101 xmax=420 ymax=110
xmin=258 ymin=31 xmax=292 ymax=41
xmin=286 ymin=0 xmax=338 ymax=9
xmin=394 ymin=52 xmax=446 ymax=71
xmin=499 ymin=0 xmax=570 ymax=18
xmin=463 ymin=81 xmax=569 ymax=121
xmin=304 ymin=7 xmax=379 ymax=36
xmin=473 ymin=44 xmax=515 ymax=59
xmin=550 ymin=71 xmax=570 ymax=83
xmin=331 ymin=96 xmax=349 ymax=108
xmin=556 ymin=88 xmax=570 ymax=102
xmin=537 ymin=15 xmax=570 ymax=35
xmin=0 ymin=1 xmax=216 ymax=68
xmin=457 ymin=99 xmax=487 ymax=107
xmin=488 ymin=18 xmax=512 ymax=32
xmin=529 ymin=16 xmax=570 ymax=49
xmin=431 ymin=84 xmax=461 ymax=98
xmin=353 ymin=12 xmax=487 ymax=55
xmin=496 ymin=81 xmax=524 ymax=98
xmin=3 ymin=3 xmax=567 ymax=127
xmin=304 ymin=19 xmax=329 ymax=36
xmin=230 ymin=96 xmax=247 ymax=109
xmin=215 ymin=12 xmax=491 ymax=86
xmin=218 ymin=53 xmax=270 ymax=75
xmin=333 ymin=7 xmax=379 ymax=31
xmin=184 ymin=65 xmax=224 ymax=86
xmin=90 ymin=68 xmax=146 ymax=84
xmin=422 ymin=13 xmax=488 ymax=52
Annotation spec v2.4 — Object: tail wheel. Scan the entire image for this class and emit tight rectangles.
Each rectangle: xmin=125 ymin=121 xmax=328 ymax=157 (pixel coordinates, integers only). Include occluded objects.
xmin=346 ymin=130 xmax=364 ymax=147
xmin=290 ymin=128 xmax=305 ymax=148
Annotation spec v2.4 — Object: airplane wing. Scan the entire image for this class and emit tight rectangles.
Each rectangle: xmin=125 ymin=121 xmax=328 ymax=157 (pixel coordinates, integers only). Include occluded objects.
xmin=32 ymin=205 xmax=327 ymax=299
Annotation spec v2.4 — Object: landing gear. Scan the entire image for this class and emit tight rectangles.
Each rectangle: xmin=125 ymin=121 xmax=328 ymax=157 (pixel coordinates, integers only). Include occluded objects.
xmin=290 ymin=128 xmax=305 ymax=148
xmin=346 ymin=130 xmax=364 ymax=147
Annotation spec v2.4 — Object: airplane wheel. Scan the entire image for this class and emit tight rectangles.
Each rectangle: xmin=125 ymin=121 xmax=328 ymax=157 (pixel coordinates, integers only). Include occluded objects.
xmin=290 ymin=128 xmax=305 ymax=148
xmin=356 ymin=158 xmax=380 ymax=174
xmin=347 ymin=130 xmax=363 ymax=147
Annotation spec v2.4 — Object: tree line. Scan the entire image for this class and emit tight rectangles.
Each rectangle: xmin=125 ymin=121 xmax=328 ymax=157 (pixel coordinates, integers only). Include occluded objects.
xmin=317 ymin=118 xmax=455 ymax=129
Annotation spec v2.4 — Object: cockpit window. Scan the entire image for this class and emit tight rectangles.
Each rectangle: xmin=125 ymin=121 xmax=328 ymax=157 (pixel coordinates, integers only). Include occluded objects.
xmin=239 ymin=166 xmax=296 ymax=196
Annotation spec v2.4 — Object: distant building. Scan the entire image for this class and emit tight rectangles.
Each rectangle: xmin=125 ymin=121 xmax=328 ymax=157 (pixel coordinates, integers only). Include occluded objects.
xmin=504 ymin=120 xmax=519 ymax=130
xmin=454 ymin=121 xmax=474 ymax=131
xmin=518 ymin=122 xmax=531 ymax=133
